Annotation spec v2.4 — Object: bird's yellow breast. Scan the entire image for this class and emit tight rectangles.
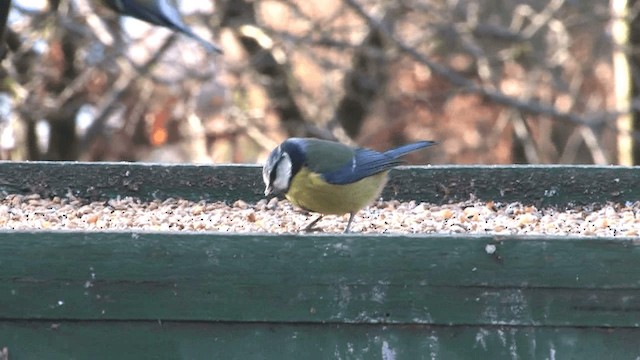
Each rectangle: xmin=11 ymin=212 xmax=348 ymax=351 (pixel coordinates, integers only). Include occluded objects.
xmin=285 ymin=167 xmax=389 ymax=215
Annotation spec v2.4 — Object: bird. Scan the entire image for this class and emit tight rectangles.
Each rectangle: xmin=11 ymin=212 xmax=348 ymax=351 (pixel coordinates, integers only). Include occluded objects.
xmin=101 ymin=0 xmax=223 ymax=54
xmin=263 ymin=137 xmax=436 ymax=233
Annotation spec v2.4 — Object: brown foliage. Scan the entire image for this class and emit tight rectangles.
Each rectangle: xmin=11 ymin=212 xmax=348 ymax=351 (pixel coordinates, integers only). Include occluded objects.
xmin=0 ymin=0 xmax=624 ymax=164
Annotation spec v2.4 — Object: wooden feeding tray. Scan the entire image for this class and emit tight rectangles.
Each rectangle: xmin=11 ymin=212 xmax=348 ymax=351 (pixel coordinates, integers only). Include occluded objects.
xmin=0 ymin=162 xmax=639 ymax=358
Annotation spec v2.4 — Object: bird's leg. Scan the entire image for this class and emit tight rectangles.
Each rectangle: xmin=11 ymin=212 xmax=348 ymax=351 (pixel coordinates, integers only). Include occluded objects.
xmin=303 ymin=215 xmax=324 ymax=232
xmin=344 ymin=212 xmax=355 ymax=233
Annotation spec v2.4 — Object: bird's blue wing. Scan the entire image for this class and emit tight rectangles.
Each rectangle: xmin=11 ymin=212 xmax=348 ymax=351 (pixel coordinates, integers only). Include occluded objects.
xmin=106 ymin=0 xmax=223 ymax=54
xmin=322 ymin=148 xmax=402 ymax=185
xmin=113 ymin=0 xmax=186 ymax=33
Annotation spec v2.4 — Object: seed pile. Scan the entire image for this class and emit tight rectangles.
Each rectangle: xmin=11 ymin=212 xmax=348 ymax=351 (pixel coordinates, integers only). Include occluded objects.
xmin=0 ymin=194 xmax=639 ymax=236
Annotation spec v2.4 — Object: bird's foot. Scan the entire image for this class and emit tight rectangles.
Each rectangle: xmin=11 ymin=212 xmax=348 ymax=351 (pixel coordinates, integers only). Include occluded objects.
xmin=302 ymin=215 xmax=323 ymax=233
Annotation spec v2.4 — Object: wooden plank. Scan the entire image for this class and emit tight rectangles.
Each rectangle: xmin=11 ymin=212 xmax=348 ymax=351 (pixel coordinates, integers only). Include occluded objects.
xmin=1 ymin=232 xmax=640 ymax=326
xmin=1 ymin=321 xmax=639 ymax=359
xmin=0 ymin=162 xmax=639 ymax=357
xmin=0 ymin=162 xmax=638 ymax=205
xmin=0 ymin=162 xmax=262 ymax=203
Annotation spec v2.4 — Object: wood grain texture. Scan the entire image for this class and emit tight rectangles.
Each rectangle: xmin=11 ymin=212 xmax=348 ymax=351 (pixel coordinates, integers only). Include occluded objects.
xmin=1 ymin=162 xmax=640 ymax=358
xmin=2 ymin=321 xmax=640 ymax=360
xmin=1 ymin=232 xmax=639 ymax=327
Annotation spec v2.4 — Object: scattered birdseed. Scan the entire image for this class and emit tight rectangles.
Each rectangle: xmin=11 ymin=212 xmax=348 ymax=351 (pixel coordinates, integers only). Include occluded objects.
xmin=0 ymin=194 xmax=639 ymax=236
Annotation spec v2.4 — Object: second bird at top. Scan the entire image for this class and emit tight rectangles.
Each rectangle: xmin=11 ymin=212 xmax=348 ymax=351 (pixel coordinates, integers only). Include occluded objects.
xmin=101 ymin=0 xmax=223 ymax=54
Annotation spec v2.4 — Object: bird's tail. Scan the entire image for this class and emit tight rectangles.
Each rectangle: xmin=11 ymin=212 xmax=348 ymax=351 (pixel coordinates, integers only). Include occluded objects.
xmin=384 ymin=141 xmax=436 ymax=159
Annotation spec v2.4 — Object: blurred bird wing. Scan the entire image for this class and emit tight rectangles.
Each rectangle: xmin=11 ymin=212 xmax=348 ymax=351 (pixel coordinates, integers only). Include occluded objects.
xmin=110 ymin=0 xmax=223 ymax=54
xmin=156 ymin=0 xmax=185 ymax=27
xmin=123 ymin=0 xmax=187 ymax=31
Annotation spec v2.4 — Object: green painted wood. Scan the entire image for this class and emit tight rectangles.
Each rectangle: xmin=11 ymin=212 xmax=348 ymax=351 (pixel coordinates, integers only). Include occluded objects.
xmin=0 ymin=162 xmax=262 ymax=203
xmin=0 ymin=161 xmax=639 ymax=205
xmin=1 ymin=321 xmax=639 ymax=359
xmin=1 ymin=162 xmax=640 ymax=358
xmin=1 ymin=232 xmax=640 ymax=327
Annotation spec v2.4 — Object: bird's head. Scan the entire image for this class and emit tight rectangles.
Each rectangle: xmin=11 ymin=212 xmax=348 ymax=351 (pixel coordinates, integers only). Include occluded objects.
xmin=263 ymin=139 xmax=306 ymax=196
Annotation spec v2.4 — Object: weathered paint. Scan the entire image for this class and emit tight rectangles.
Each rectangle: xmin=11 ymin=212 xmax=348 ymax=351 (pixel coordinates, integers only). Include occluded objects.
xmin=0 ymin=321 xmax=639 ymax=359
xmin=0 ymin=163 xmax=639 ymax=358
xmin=0 ymin=232 xmax=639 ymax=327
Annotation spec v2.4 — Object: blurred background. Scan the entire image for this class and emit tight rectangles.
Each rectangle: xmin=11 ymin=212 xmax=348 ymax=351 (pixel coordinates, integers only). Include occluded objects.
xmin=0 ymin=0 xmax=635 ymax=165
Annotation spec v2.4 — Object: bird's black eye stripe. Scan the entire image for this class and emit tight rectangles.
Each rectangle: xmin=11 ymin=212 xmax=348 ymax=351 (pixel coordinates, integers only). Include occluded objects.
xmin=269 ymin=159 xmax=280 ymax=183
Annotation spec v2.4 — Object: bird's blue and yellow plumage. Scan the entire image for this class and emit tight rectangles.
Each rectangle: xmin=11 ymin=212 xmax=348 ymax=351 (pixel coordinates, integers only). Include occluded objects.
xmin=263 ymin=138 xmax=435 ymax=232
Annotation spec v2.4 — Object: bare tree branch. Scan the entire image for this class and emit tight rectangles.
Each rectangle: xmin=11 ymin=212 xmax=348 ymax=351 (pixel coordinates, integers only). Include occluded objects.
xmin=332 ymin=8 xmax=395 ymax=138
xmin=0 ymin=0 xmax=10 ymax=61
xmin=343 ymin=0 xmax=615 ymax=130
xmin=218 ymin=0 xmax=332 ymax=139
xmin=81 ymin=34 xmax=179 ymax=151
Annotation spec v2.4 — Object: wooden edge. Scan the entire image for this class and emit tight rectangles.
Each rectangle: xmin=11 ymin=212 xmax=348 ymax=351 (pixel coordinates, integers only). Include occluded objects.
xmin=0 ymin=162 xmax=638 ymax=205
xmin=1 ymin=231 xmax=639 ymax=327
xmin=1 ymin=320 xmax=640 ymax=359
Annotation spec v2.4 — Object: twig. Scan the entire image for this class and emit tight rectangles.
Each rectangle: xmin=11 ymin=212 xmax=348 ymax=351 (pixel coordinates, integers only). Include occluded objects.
xmin=81 ymin=34 xmax=179 ymax=149
xmin=343 ymin=0 xmax=615 ymax=129
xmin=0 ymin=0 xmax=11 ymax=60
xmin=332 ymin=6 xmax=395 ymax=138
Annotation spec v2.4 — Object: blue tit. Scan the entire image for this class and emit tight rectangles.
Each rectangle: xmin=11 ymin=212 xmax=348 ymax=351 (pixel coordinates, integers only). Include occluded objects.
xmin=102 ymin=0 xmax=223 ymax=54
xmin=263 ymin=137 xmax=436 ymax=233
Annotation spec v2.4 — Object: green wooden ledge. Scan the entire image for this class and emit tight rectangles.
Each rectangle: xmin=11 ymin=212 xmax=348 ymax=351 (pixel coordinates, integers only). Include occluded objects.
xmin=1 ymin=161 xmax=638 ymax=205
xmin=0 ymin=162 xmax=640 ymax=359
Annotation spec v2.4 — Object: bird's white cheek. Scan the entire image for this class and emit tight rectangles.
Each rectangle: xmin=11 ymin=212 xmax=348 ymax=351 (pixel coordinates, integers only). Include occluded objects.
xmin=272 ymin=177 xmax=289 ymax=193
xmin=272 ymin=155 xmax=292 ymax=192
